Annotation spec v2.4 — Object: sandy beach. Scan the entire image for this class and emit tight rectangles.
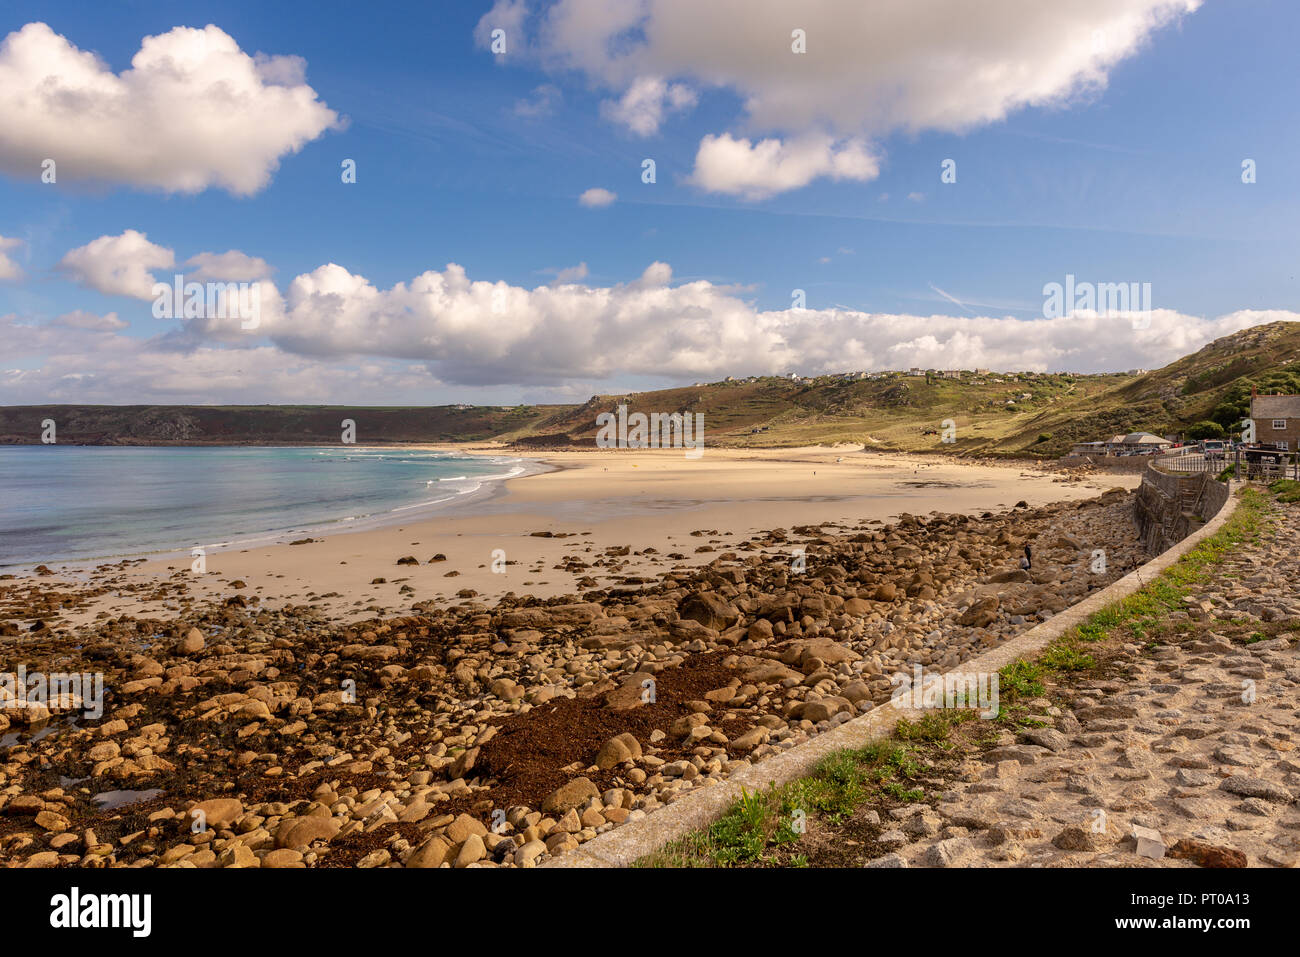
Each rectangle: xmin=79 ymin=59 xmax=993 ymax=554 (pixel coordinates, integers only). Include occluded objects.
xmin=33 ymin=446 xmax=1138 ymax=625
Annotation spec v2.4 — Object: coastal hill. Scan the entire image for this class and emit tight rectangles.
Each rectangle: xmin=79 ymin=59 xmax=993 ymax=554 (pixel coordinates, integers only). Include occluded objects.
xmin=2 ymin=321 xmax=1297 ymax=456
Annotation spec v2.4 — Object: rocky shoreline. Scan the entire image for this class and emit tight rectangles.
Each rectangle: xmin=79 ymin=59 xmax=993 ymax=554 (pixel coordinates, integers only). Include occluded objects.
xmin=0 ymin=489 xmax=1144 ymax=868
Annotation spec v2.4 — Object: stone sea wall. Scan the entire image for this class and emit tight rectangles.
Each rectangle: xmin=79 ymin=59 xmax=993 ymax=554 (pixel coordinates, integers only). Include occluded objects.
xmin=1133 ymin=464 xmax=1230 ymax=554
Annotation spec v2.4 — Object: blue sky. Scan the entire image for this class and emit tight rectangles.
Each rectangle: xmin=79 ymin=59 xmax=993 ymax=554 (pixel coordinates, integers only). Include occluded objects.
xmin=1 ymin=0 xmax=1297 ymax=404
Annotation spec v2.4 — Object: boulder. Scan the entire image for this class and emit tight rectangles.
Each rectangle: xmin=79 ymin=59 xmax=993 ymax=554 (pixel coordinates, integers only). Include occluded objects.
xmin=679 ymin=592 xmax=739 ymax=630
xmin=190 ymin=798 xmax=244 ymax=830
xmin=406 ymin=836 xmax=452 ymax=868
xmin=276 ymin=815 xmax=341 ymax=849
xmin=542 ymin=777 xmax=600 ymax=814
xmin=958 ymin=595 xmax=1000 ymax=628
xmin=595 ymin=732 xmax=643 ymax=770
xmin=177 ymin=627 xmax=205 ymax=655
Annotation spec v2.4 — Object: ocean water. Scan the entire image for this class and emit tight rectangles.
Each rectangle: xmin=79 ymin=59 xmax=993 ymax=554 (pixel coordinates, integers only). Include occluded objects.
xmin=0 ymin=446 xmax=528 ymax=567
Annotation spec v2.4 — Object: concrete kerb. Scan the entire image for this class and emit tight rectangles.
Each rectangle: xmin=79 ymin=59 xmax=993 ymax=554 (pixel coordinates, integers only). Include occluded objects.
xmin=544 ymin=489 xmax=1241 ymax=869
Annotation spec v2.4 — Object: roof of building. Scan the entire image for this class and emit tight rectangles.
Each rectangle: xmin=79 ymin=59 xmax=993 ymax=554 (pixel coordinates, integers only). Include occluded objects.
xmin=1122 ymin=432 xmax=1171 ymax=445
xmin=1252 ymin=394 xmax=1300 ymax=419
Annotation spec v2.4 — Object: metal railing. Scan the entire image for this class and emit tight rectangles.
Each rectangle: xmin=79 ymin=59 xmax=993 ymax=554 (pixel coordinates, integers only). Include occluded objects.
xmin=1151 ymin=449 xmax=1219 ymax=474
xmin=1155 ymin=446 xmax=1300 ymax=481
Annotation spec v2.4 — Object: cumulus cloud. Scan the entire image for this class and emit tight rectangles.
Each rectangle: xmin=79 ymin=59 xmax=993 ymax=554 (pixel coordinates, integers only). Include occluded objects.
xmin=507 ymin=0 xmax=1200 ymax=133
xmin=600 ymin=76 xmax=696 ymax=135
xmin=57 ymin=229 xmax=175 ymax=299
xmin=481 ymin=0 xmax=1200 ymax=196
xmin=0 ymin=235 xmax=23 ymax=280
xmin=184 ymin=250 xmax=273 ymax=282
xmin=150 ymin=257 xmax=1294 ymax=388
xmin=19 ymin=247 xmax=1295 ymax=401
xmin=690 ymin=133 xmax=879 ymax=199
xmin=0 ymin=22 xmax=340 ymax=194
xmin=579 ymin=187 xmax=617 ymax=207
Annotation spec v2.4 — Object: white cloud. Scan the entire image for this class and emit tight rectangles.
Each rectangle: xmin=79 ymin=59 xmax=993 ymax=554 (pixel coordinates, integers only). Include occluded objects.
xmin=57 ymin=229 xmax=175 ymax=299
xmin=7 ymin=252 xmax=1297 ymax=401
xmin=513 ymin=83 xmax=562 ymax=118
xmin=483 ymin=0 xmax=1200 ymax=196
xmin=579 ymin=187 xmax=617 ymax=207
xmin=0 ymin=334 xmax=444 ymax=405
xmin=474 ymin=0 xmax=529 ymax=59
xmin=599 ymin=76 xmax=696 ymax=135
xmin=0 ymin=22 xmax=340 ymax=195
xmin=184 ymin=250 xmax=273 ymax=282
xmin=50 ymin=310 xmax=127 ymax=331
xmin=153 ymin=256 xmax=1294 ymax=388
xmin=513 ymin=0 xmax=1200 ymax=134
xmin=690 ymin=133 xmax=879 ymax=199
xmin=0 ymin=235 xmax=23 ymax=281
xmin=552 ymin=262 xmax=589 ymax=283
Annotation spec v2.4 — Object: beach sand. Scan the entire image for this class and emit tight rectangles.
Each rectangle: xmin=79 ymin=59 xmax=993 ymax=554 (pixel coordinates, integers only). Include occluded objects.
xmin=40 ymin=446 xmax=1138 ymax=624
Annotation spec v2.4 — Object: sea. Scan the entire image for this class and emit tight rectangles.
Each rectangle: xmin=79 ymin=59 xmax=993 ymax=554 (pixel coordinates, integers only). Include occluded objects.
xmin=0 ymin=445 xmax=530 ymax=567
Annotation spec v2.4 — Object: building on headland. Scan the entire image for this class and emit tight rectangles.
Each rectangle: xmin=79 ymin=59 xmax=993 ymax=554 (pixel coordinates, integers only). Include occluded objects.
xmin=1070 ymin=433 xmax=1172 ymax=457
xmin=1250 ymin=392 xmax=1300 ymax=450
xmin=1113 ymin=432 xmax=1172 ymax=454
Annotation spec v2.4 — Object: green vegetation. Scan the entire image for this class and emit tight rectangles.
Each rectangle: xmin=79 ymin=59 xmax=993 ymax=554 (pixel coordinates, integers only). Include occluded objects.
xmin=1269 ymin=479 xmax=1300 ymax=503
xmin=637 ymin=736 xmax=939 ymax=867
xmin=1186 ymin=419 xmax=1225 ymax=440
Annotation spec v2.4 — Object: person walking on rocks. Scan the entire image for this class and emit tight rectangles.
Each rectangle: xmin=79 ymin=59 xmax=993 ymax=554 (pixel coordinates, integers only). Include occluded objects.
xmin=1019 ymin=544 xmax=1032 ymax=571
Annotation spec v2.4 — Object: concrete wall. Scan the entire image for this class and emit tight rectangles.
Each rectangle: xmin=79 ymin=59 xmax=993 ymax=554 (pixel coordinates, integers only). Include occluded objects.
xmin=1133 ymin=464 xmax=1229 ymax=554
xmin=1200 ymin=474 xmax=1231 ymax=519
xmin=1057 ymin=454 xmax=1154 ymax=473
